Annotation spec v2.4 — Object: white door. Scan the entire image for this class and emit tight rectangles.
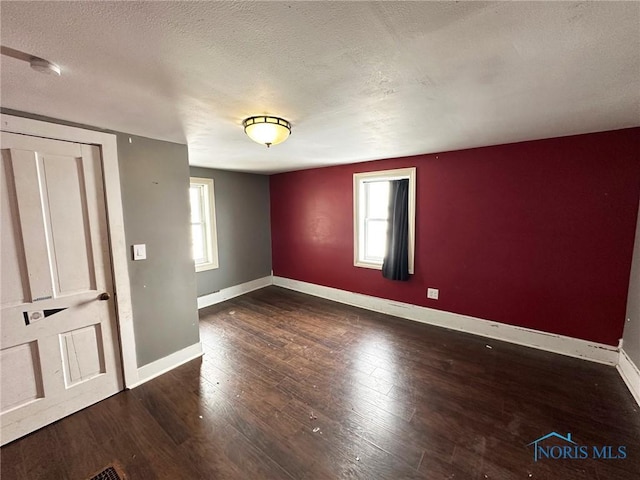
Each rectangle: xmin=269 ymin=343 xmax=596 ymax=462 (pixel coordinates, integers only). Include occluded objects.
xmin=0 ymin=132 xmax=123 ymax=445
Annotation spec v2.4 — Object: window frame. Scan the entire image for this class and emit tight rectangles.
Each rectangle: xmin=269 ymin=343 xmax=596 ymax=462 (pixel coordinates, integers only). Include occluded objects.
xmin=353 ymin=167 xmax=416 ymax=274
xmin=189 ymin=177 xmax=219 ymax=272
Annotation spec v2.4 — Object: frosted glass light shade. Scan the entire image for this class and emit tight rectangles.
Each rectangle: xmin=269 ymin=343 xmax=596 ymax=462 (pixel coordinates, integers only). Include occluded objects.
xmin=243 ymin=116 xmax=291 ymax=147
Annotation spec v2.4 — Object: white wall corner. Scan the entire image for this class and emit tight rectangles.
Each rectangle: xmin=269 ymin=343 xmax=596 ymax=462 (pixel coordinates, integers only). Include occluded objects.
xmin=272 ymin=276 xmax=619 ymax=366
xmin=197 ymin=275 xmax=273 ymax=309
xmin=130 ymin=342 xmax=203 ymax=388
xmin=617 ymin=348 xmax=640 ymax=406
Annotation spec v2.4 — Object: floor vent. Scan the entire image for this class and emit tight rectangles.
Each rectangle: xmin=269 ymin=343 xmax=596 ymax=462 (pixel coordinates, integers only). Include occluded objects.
xmin=88 ymin=464 xmax=126 ymax=480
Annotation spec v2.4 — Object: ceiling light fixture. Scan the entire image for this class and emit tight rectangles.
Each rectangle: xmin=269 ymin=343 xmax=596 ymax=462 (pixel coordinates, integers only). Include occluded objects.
xmin=242 ymin=115 xmax=291 ymax=148
xmin=30 ymin=57 xmax=61 ymax=76
xmin=1 ymin=47 xmax=61 ymax=76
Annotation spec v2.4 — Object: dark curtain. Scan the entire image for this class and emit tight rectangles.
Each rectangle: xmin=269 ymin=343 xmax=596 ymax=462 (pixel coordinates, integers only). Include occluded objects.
xmin=382 ymin=179 xmax=409 ymax=281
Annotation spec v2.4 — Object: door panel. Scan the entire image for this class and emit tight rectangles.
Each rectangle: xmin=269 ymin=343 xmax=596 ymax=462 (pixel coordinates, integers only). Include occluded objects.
xmin=42 ymin=153 xmax=96 ymax=294
xmin=7 ymin=149 xmax=53 ymax=303
xmin=0 ymin=132 xmax=122 ymax=445
xmin=60 ymin=323 xmax=106 ymax=387
xmin=0 ymin=341 xmax=43 ymax=412
xmin=0 ymin=151 xmax=30 ymax=305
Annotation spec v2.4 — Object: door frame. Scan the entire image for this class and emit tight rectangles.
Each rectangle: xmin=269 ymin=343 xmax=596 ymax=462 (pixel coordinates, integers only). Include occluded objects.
xmin=1 ymin=113 xmax=139 ymax=387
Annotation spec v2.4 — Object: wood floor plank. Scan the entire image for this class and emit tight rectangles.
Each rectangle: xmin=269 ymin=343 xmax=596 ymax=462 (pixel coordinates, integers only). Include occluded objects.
xmin=2 ymin=286 xmax=639 ymax=479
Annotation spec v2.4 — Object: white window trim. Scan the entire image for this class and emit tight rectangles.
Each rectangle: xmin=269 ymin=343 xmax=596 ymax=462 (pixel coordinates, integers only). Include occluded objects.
xmin=353 ymin=167 xmax=416 ymax=274
xmin=190 ymin=177 xmax=219 ymax=272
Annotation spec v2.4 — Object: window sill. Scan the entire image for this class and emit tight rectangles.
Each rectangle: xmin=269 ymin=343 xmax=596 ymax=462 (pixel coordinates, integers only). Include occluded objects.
xmin=354 ymin=260 xmax=414 ymax=275
xmin=354 ymin=260 xmax=382 ymax=270
xmin=195 ymin=262 xmax=219 ymax=273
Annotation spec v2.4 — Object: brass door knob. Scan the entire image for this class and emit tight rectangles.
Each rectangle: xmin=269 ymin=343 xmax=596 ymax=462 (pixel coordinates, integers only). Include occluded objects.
xmin=98 ymin=292 xmax=111 ymax=301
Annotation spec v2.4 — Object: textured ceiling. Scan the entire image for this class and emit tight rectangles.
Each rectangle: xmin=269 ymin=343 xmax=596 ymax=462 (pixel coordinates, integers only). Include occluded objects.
xmin=1 ymin=1 xmax=639 ymax=173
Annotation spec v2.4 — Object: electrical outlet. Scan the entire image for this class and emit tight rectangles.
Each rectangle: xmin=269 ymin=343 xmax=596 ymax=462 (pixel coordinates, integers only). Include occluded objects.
xmin=427 ymin=288 xmax=439 ymax=300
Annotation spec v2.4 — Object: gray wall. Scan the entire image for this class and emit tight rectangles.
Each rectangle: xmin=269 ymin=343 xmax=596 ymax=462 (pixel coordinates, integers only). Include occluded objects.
xmin=119 ymin=135 xmax=200 ymax=366
xmin=190 ymin=167 xmax=272 ymax=297
xmin=2 ymin=109 xmax=200 ymax=368
xmin=623 ymin=199 xmax=640 ymax=367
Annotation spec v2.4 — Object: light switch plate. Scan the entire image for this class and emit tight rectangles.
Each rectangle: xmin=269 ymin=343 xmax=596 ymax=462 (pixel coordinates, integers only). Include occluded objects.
xmin=132 ymin=244 xmax=147 ymax=260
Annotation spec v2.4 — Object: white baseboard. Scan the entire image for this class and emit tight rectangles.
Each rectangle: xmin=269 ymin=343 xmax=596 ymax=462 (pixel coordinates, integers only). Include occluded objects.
xmin=617 ymin=348 xmax=640 ymax=406
xmin=129 ymin=342 xmax=203 ymax=388
xmin=197 ymin=276 xmax=273 ymax=309
xmin=273 ymin=276 xmax=619 ymax=366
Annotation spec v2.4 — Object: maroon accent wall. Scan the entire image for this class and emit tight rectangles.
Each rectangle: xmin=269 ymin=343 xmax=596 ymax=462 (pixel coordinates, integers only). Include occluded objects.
xmin=270 ymin=128 xmax=640 ymax=346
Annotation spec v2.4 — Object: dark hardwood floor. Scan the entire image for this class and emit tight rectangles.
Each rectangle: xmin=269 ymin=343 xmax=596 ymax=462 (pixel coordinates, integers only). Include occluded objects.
xmin=2 ymin=286 xmax=639 ymax=479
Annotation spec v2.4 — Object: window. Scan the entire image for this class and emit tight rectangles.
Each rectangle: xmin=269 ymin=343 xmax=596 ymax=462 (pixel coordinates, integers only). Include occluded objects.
xmin=189 ymin=177 xmax=219 ymax=272
xmin=353 ymin=167 xmax=416 ymax=273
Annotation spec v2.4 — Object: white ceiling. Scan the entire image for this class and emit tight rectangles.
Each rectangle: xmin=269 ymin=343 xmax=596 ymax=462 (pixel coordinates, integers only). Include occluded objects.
xmin=1 ymin=1 xmax=639 ymax=174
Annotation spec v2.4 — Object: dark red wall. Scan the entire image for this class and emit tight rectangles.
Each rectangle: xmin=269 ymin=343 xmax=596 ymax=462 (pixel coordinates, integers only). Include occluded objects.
xmin=270 ymin=129 xmax=640 ymax=346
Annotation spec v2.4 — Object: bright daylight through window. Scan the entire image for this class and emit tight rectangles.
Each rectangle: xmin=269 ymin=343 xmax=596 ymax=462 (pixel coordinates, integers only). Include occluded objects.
xmin=353 ymin=167 xmax=416 ymax=273
xmin=189 ymin=177 xmax=219 ymax=272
